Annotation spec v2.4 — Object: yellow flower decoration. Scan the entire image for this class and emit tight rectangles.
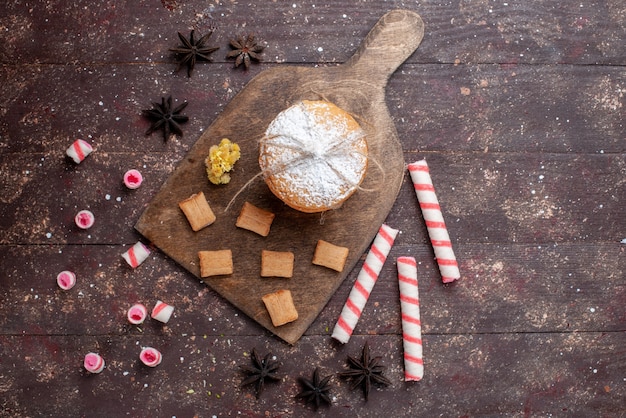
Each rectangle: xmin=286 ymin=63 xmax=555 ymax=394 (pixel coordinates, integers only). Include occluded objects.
xmin=205 ymin=138 xmax=241 ymax=185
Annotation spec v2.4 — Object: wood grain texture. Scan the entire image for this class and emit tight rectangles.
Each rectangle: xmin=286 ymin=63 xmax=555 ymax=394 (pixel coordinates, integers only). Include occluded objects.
xmin=135 ymin=11 xmax=424 ymax=344
xmin=1 ymin=63 xmax=622 ymax=157
xmin=0 ymin=0 xmax=624 ymax=416
xmin=1 ymin=0 xmax=624 ymax=65
xmin=0 ymin=333 xmax=623 ymax=417
xmin=1 ymin=241 xmax=623 ymax=337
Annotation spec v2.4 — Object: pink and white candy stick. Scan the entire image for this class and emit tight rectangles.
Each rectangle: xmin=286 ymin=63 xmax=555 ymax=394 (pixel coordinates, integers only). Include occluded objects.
xmin=84 ymin=352 xmax=105 ymax=373
xmin=75 ymin=210 xmax=95 ymax=229
xmin=139 ymin=347 xmax=162 ymax=367
xmin=121 ymin=241 xmax=150 ymax=268
xmin=151 ymin=300 xmax=174 ymax=323
xmin=66 ymin=139 xmax=93 ymax=164
xmin=407 ymin=160 xmax=460 ymax=283
xmin=123 ymin=169 xmax=143 ymax=189
xmin=127 ymin=304 xmax=148 ymax=325
xmin=397 ymin=256 xmax=423 ymax=381
xmin=56 ymin=270 xmax=76 ymax=290
xmin=332 ymin=223 xmax=399 ymax=344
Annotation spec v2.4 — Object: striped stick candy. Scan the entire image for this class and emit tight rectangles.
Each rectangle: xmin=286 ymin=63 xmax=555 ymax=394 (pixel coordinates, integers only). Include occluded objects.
xmin=121 ymin=241 xmax=150 ymax=268
xmin=66 ymin=139 xmax=93 ymax=164
xmin=407 ymin=159 xmax=460 ymax=283
xmin=331 ymin=223 xmax=399 ymax=344
xmin=397 ymin=256 xmax=423 ymax=381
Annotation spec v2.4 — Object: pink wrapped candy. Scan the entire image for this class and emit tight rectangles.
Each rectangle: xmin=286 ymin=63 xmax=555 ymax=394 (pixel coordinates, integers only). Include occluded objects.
xmin=139 ymin=347 xmax=162 ymax=367
xmin=56 ymin=270 xmax=76 ymax=290
xmin=66 ymin=139 xmax=93 ymax=164
xmin=123 ymin=169 xmax=143 ymax=189
xmin=84 ymin=352 xmax=105 ymax=373
xmin=121 ymin=241 xmax=150 ymax=268
xmin=127 ymin=304 xmax=148 ymax=325
xmin=151 ymin=300 xmax=174 ymax=324
xmin=75 ymin=210 xmax=95 ymax=229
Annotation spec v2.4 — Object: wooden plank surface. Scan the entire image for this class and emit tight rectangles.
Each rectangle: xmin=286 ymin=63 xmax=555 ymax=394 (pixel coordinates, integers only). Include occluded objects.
xmin=1 ymin=0 xmax=624 ymax=65
xmin=0 ymin=0 xmax=624 ymax=416
xmin=134 ymin=11 xmax=424 ymax=344
xmin=0 ymin=333 xmax=623 ymax=417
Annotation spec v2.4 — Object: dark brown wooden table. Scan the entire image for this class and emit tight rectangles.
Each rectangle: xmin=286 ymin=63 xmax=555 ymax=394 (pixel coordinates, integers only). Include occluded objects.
xmin=1 ymin=1 xmax=624 ymax=416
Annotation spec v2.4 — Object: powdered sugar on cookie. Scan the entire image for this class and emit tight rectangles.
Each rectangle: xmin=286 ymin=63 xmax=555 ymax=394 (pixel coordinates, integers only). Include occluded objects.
xmin=259 ymin=100 xmax=368 ymax=212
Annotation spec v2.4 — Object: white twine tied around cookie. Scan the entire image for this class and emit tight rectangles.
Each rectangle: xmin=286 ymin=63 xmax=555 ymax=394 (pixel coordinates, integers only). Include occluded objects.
xmin=224 ymin=129 xmax=384 ymax=214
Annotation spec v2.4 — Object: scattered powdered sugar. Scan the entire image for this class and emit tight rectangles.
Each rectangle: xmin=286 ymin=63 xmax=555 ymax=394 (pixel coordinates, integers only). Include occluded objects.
xmin=260 ymin=101 xmax=367 ymax=211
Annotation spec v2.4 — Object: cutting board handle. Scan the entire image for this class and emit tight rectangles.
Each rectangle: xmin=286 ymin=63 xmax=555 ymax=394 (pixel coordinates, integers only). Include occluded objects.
xmin=346 ymin=10 xmax=424 ymax=83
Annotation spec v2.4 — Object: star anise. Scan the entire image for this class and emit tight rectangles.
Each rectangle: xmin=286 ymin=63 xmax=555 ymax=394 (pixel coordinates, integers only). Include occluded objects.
xmin=226 ymin=34 xmax=265 ymax=69
xmin=339 ymin=342 xmax=391 ymax=401
xmin=240 ymin=348 xmax=281 ymax=398
xmin=296 ymin=367 xmax=333 ymax=410
xmin=142 ymin=96 xmax=189 ymax=142
xmin=170 ymin=30 xmax=219 ymax=77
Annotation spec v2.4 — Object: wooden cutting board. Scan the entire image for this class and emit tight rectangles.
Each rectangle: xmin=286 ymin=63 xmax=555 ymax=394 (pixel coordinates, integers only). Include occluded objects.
xmin=135 ymin=10 xmax=424 ymax=344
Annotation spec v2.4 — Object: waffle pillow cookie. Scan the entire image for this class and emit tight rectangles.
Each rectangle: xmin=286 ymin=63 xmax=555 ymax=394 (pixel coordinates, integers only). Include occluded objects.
xmin=259 ymin=100 xmax=368 ymax=213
